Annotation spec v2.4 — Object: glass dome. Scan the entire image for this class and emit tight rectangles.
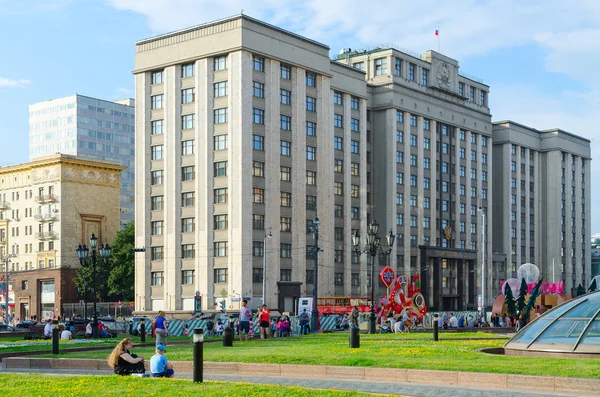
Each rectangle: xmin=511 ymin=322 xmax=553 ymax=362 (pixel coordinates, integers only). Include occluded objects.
xmin=504 ymin=290 xmax=600 ymax=354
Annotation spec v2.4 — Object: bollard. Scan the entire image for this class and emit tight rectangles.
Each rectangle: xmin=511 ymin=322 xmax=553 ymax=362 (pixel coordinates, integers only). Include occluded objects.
xmin=433 ymin=314 xmax=439 ymax=341
xmin=223 ymin=322 xmax=233 ymax=347
xmin=129 ymin=320 xmax=133 ymax=335
xmin=140 ymin=318 xmax=146 ymax=343
xmin=193 ymin=328 xmax=204 ymax=383
xmin=349 ymin=326 xmax=360 ymax=349
xmin=52 ymin=320 xmax=59 ymax=355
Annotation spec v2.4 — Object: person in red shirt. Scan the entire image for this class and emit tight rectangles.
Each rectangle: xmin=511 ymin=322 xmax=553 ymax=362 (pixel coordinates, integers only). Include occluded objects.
xmin=258 ymin=305 xmax=270 ymax=339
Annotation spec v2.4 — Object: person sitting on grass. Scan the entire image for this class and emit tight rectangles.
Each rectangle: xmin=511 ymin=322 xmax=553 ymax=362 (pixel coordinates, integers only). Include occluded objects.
xmin=43 ymin=319 xmax=53 ymax=339
xmin=108 ymin=338 xmax=145 ymax=375
xmin=60 ymin=326 xmax=72 ymax=340
xmin=150 ymin=344 xmax=175 ymax=378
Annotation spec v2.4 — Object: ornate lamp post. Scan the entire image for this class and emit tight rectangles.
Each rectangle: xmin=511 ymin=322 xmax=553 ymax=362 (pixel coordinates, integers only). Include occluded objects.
xmin=76 ymin=233 xmax=111 ymax=338
xmin=352 ymin=221 xmax=395 ymax=334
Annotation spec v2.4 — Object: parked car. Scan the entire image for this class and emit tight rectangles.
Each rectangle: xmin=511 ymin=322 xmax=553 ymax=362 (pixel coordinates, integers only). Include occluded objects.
xmin=0 ymin=324 xmax=14 ymax=331
xmin=15 ymin=321 xmax=35 ymax=329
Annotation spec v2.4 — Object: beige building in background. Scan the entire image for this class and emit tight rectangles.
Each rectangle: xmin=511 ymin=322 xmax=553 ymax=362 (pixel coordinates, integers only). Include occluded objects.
xmin=0 ymin=154 xmax=123 ymax=320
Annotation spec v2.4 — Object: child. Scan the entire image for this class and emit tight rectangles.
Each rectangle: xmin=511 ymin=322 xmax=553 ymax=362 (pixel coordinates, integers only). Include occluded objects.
xmin=150 ymin=344 xmax=175 ymax=378
xmin=216 ymin=320 xmax=224 ymax=336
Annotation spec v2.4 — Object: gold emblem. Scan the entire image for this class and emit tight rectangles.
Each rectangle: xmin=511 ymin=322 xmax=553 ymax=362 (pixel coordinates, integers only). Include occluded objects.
xmin=443 ymin=225 xmax=452 ymax=240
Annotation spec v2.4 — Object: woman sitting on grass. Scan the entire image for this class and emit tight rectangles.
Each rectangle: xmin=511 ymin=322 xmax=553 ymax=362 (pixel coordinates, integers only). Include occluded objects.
xmin=108 ymin=338 xmax=145 ymax=375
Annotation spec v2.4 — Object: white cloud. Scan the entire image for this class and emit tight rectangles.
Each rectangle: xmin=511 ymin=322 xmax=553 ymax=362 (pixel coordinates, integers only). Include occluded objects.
xmin=0 ymin=78 xmax=31 ymax=89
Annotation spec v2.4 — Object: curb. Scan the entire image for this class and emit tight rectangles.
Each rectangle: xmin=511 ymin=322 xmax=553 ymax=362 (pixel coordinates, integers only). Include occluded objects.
xmin=3 ymin=358 xmax=600 ymax=396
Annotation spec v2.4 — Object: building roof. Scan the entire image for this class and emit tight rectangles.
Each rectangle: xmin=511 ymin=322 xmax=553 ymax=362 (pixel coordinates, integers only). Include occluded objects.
xmin=0 ymin=154 xmax=125 ymax=175
xmin=493 ymin=120 xmax=591 ymax=143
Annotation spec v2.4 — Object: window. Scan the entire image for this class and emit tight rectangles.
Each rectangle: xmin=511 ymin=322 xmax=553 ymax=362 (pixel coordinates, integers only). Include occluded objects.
xmin=351 ymin=141 xmax=359 ymax=154
xmin=394 ymin=58 xmax=402 ymax=76
xmin=422 ymin=69 xmax=429 ymax=86
xmin=214 ymin=161 xmax=228 ymax=177
xmin=252 ymin=135 xmax=264 ymax=151
xmin=408 ymin=63 xmax=415 ymax=81
xmin=482 ymin=153 xmax=487 ymax=164
xmin=252 ymin=188 xmax=264 ymax=203
xmin=410 ymin=215 xmax=417 ymax=227
xmin=471 ymin=187 xmax=477 ymax=198
xmin=252 ymin=108 xmax=264 ymax=124
xmin=151 ymin=145 xmax=163 ymax=160
xmin=481 ymin=136 xmax=487 ymax=147
xmin=410 ymin=115 xmax=417 ymax=126
xmin=182 ymin=217 xmax=195 ymax=233
xmin=460 ymin=184 xmax=465 ymax=196
xmin=424 ymin=177 xmax=430 ymax=189
xmin=182 ymin=270 xmax=195 ymax=285
xmin=182 ymin=88 xmax=195 ymax=104
xmin=280 ymin=269 xmax=292 ymax=281
xmin=334 ymin=137 xmax=343 ymax=150
xmin=396 ymin=131 xmax=403 ymax=143
xmin=182 ymin=140 xmax=194 ymax=156
xmin=335 ymin=250 xmax=344 ymax=264
xmin=181 ymin=166 xmax=195 ymax=181
xmin=280 ymin=89 xmax=291 ymax=105
xmin=213 ymin=268 xmax=227 ymax=283
xmin=458 ymin=82 xmax=465 ymax=97
xmin=353 ymin=62 xmax=364 ymax=71
xmin=351 ymin=206 xmax=359 ymax=219
xmin=334 ymin=114 xmax=343 ymax=128
xmin=280 ymin=166 xmax=291 ymax=181
xmin=182 ymin=114 xmax=194 ymax=130
xmin=281 ymin=141 xmax=291 ymax=156
xmin=151 ymin=94 xmax=163 ymax=109
xmin=423 ymin=157 xmax=430 ymax=169
xmin=306 ymin=96 xmax=316 ymax=112
xmin=214 ymin=188 xmax=228 ymax=203
xmin=306 ymin=171 xmax=317 ymax=185
xmin=423 ymin=119 xmax=430 ymax=130
xmin=482 ymin=171 xmax=487 ymax=181
xmin=214 ymin=81 xmax=228 ymax=97
xmin=306 ymin=73 xmax=316 ymax=87
xmin=396 ymin=213 xmax=403 ymax=225
xmin=182 ymin=192 xmax=194 ymax=207
xmin=396 ymin=111 xmax=404 ymax=123
xmin=280 ymin=64 xmax=291 ymax=79
xmin=182 ymin=244 xmax=195 ymax=259
xmin=334 ymin=204 xmax=343 ymax=218
xmin=280 ymin=115 xmax=292 ymax=131
xmin=441 ymin=162 xmax=448 ymax=173
xmin=253 ymin=56 xmax=264 ymax=71
xmin=460 ymin=203 xmax=465 ymax=214
xmin=469 ymin=86 xmax=476 ymax=102
xmin=214 ymin=134 xmax=228 ymax=150
xmin=396 ymin=192 xmax=403 ymax=205
xmin=151 ymin=70 xmax=163 ymax=84
xmin=214 ymin=242 xmax=228 ymax=257
xmin=334 ymin=92 xmax=343 ymax=105
xmin=281 ymin=217 xmax=292 ymax=232
xmin=480 ymin=91 xmax=486 ymax=106
xmin=471 ymin=134 xmax=477 ymax=144
xmin=410 ymin=195 xmax=417 ymax=207
xmin=442 ymin=200 xmax=448 ymax=211
xmin=424 ymin=138 xmax=430 ymax=150
xmin=334 ymin=159 xmax=343 ymax=173
xmin=214 ymin=214 xmax=228 ymax=230
xmin=471 ymin=150 xmax=477 ymax=162
xmin=351 ymin=96 xmax=359 ymax=110
xmin=306 ymin=146 xmax=316 ymax=160
xmin=253 ymin=81 xmax=264 ymax=98
xmin=253 ymin=214 xmax=264 ymax=229
xmin=281 ymin=244 xmax=292 ymax=258
xmin=151 ymin=196 xmax=164 ymax=211
xmin=442 ymin=181 xmax=448 ymax=192
xmin=182 ymin=63 xmax=194 ymax=77
xmin=151 ymin=119 xmax=163 ymax=135
xmin=306 ymin=121 xmax=316 ymax=136
xmin=351 ymin=118 xmax=359 ymax=132
xmin=351 ymin=162 xmax=359 ymax=176
xmin=375 ymin=57 xmax=387 ymax=76
xmin=252 ymin=161 xmax=264 ymax=177
xmin=471 ymin=168 xmax=477 ymax=179
xmin=424 ymin=197 xmax=430 ymax=208
xmin=410 ymin=155 xmax=417 ymax=166
xmin=151 ymin=221 xmax=163 ymax=235
xmin=410 ymin=175 xmax=417 ymax=187
xmin=396 ymin=172 xmax=403 ymax=184
xmin=334 ymin=182 xmax=343 ymax=196
xmin=214 ymin=108 xmax=228 ymax=124
xmin=351 ymin=184 xmax=360 ymax=198
xmin=151 ymin=170 xmax=163 ymax=185
xmin=214 ymin=56 xmax=227 ymax=71
xmin=252 ymin=241 xmax=264 ymax=257
xmin=334 ymin=227 xmax=344 ymax=241
xmin=151 ymin=272 xmax=163 ymax=286
xmin=151 ymin=247 xmax=164 ymax=261
xmin=307 ymin=196 xmax=317 ymax=210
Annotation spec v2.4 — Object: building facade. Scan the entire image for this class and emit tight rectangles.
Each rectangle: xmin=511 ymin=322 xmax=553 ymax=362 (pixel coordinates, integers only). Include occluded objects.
xmin=0 ymin=154 xmax=123 ymax=320
xmin=492 ymin=121 xmax=592 ymax=294
xmin=29 ymin=94 xmax=135 ymax=228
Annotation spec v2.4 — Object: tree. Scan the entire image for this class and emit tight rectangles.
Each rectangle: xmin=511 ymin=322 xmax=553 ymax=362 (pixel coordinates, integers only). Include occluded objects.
xmin=523 ymin=278 xmax=543 ymax=323
xmin=504 ymin=282 xmax=517 ymax=317
xmin=107 ymin=222 xmax=135 ymax=301
xmin=516 ymin=278 xmax=528 ymax=315
xmin=75 ymin=250 xmax=110 ymax=302
xmin=589 ymin=278 xmax=597 ymax=292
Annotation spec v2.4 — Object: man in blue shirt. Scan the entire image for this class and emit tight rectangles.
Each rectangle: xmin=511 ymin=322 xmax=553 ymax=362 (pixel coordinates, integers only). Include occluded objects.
xmin=239 ymin=300 xmax=251 ymax=342
xmin=150 ymin=344 xmax=174 ymax=378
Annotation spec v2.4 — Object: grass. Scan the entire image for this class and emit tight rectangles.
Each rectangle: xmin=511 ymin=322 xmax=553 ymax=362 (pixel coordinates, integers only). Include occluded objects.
xmin=0 ymin=374 xmax=391 ymax=396
xmin=33 ymin=332 xmax=600 ymax=379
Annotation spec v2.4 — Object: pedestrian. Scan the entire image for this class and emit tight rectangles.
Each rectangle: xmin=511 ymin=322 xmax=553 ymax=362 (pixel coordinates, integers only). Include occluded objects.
xmin=150 ymin=344 xmax=175 ymax=378
xmin=238 ymin=300 xmax=252 ymax=342
xmin=108 ymin=338 xmax=145 ymax=376
xmin=154 ymin=311 xmax=168 ymax=347
xmin=299 ymin=308 xmax=310 ymax=335
xmin=216 ymin=319 xmax=224 ymax=336
xmin=43 ymin=319 xmax=53 ymax=339
xmin=258 ymin=305 xmax=271 ymax=339
xmin=206 ymin=318 xmax=214 ymax=336
xmin=85 ymin=320 xmax=93 ymax=338
xmin=60 ymin=326 xmax=73 ymax=340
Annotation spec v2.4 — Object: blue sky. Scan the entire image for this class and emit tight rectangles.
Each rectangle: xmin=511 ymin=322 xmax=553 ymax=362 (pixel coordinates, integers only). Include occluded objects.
xmin=1 ymin=0 xmax=598 ymax=232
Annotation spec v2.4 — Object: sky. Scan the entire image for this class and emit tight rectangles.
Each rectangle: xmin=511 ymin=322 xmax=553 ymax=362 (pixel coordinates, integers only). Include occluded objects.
xmin=0 ymin=0 xmax=598 ymax=232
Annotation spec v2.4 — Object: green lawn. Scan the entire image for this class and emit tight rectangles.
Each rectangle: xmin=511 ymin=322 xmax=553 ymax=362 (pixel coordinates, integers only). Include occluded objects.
xmin=0 ymin=374 xmax=390 ymax=396
xmin=33 ymin=332 xmax=600 ymax=379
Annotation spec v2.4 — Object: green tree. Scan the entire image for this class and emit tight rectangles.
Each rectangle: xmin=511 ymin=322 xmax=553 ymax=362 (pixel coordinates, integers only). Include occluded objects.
xmin=504 ymin=282 xmax=517 ymax=316
xmin=107 ymin=222 xmax=135 ymax=301
xmin=523 ymin=278 xmax=543 ymax=323
xmin=75 ymin=249 xmax=110 ymax=302
xmin=516 ymin=278 xmax=528 ymax=314
xmin=589 ymin=278 xmax=597 ymax=292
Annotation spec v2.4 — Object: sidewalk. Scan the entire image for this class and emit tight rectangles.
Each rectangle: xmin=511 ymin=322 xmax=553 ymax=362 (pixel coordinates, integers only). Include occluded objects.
xmin=0 ymin=365 xmax=595 ymax=397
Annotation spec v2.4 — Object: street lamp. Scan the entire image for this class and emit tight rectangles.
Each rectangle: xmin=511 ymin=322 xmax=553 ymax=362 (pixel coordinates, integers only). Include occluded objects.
xmin=76 ymin=233 xmax=111 ymax=338
xmin=262 ymin=229 xmax=272 ymax=307
xmin=1 ymin=253 xmax=17 ymax=325
xmin=353 ymin=221 xmax=395 ymax=334
xmin=311 ymin=217 xmax=321 ymax=334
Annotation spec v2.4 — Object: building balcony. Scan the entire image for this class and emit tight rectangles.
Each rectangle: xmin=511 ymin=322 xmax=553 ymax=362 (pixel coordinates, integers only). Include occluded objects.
xmin=34 ymin=194 xmax=58 ymax=203
xmin=34 ymin=213 xmax=58 ymax=222
xmin=0 ymin=201 xmax=8 ymax=210
xmin=35 ymin=231 xmax=59 ymax=240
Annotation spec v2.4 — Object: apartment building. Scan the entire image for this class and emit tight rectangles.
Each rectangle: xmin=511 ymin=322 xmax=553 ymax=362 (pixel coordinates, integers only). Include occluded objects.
xmin=29 ymin=94 xmax=135 ymax=228
xmin=0 ymin=154 xmax=123 ymax=320
xmin=492 ymin=121 xmax=592 ymax=294
xmin=134 ymin=15 xmax=368 ymax=312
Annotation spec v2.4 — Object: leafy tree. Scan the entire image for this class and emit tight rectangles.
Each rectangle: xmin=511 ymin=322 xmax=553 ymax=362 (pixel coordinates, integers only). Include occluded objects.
xmin=504 ymin=282 xmax=517 ymax=317
xmin=107 ymin=222 xmax=135 ymax=301
xmin=589 ymin=278 xmax=597 ymax=292
xmin=516 ymin=278 xmax=528 ymax=314
xmin=523 ymin=278 xmax=543 ymax=323
xmin=75 ymin=249 xmax=110 ymax=302
xmin=576 ymin=283 xmax=586 ymax=297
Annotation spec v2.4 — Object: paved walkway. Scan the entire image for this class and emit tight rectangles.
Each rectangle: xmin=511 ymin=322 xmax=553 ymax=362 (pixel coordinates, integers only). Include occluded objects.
xmin=0 ymin=366 xmax=594 ymax=397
